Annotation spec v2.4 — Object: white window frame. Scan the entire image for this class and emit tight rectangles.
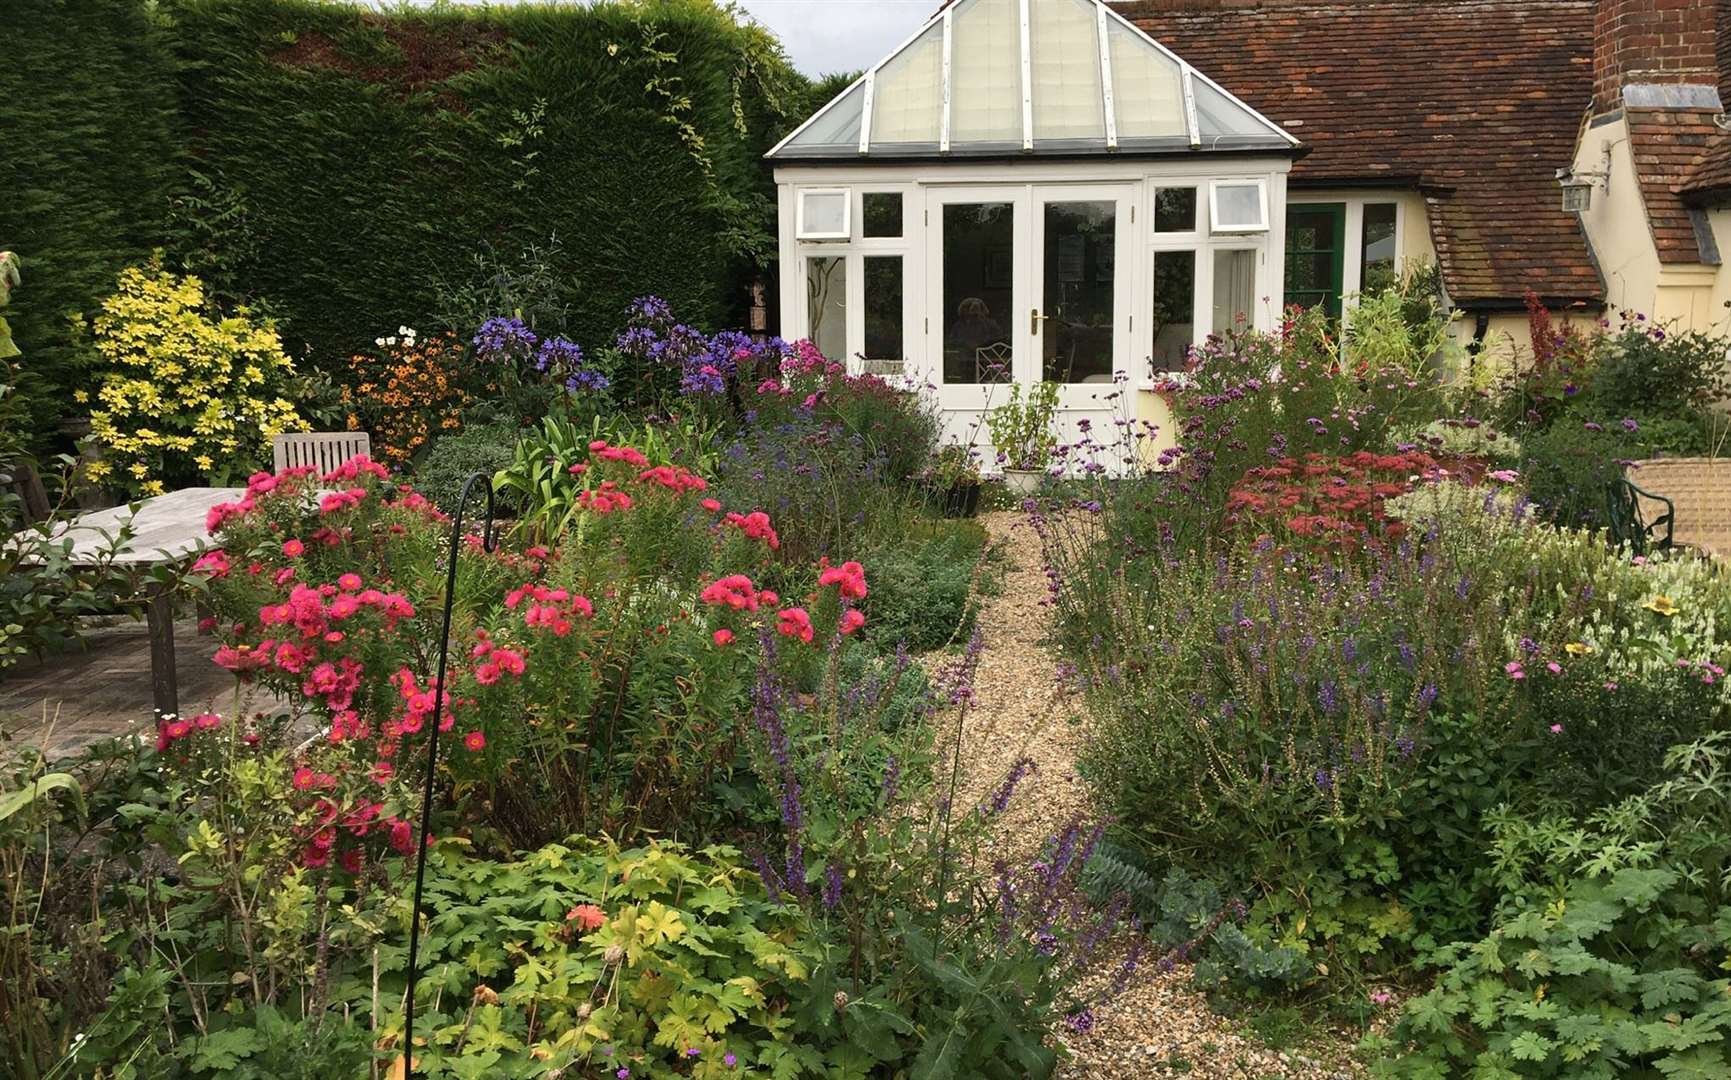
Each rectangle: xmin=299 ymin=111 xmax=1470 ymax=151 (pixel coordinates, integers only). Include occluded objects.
xmin=792 ymin=184 xmax=917 ymax=371
xmin=1208 ymin=178 xmax=1269 ymax=235
xmin=1144 ymin=179 xmax=1274 ymax=385
xmin=796 ymin=187 xmax=852 ymax=241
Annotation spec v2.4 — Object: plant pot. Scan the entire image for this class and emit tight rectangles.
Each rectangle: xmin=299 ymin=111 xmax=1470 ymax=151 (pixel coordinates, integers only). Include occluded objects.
xmin=1002 ymin=468 xmax=1044 ymax=496
xmin=936 ymin=480 xmax=981 ymax=518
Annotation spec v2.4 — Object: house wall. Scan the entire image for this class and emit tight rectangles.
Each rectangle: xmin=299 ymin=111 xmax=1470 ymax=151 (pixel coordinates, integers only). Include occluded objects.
xmin=1574 ymin=108 xmax=1731 ymax=334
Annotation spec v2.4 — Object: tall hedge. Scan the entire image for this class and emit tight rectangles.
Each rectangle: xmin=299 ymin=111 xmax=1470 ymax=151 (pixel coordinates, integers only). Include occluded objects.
xmin=0 ymin=0 xmax=805 ymax=441
xmin=0 ymin=0 xmax=185 ymax=431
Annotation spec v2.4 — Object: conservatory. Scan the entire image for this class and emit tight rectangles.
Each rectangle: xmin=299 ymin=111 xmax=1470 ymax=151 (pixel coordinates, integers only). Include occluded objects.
xmin=767 ymin=0 xmax=1301 ymax=455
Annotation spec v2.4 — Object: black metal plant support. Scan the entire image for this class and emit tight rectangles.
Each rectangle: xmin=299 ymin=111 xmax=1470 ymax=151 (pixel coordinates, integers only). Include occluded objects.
xmin=403 ymin=472 xmax=496 ymax=1078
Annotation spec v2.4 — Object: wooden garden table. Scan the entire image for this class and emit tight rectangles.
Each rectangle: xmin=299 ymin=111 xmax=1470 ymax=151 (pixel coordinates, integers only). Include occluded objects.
xmin=13 ymin=487 xmax=243 ymax=722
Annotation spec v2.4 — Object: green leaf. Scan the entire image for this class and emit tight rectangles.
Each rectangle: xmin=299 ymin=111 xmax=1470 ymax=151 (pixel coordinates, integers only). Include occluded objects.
xmin=0 ymin=771 xmax=81 ymax=823
xmin=185 ymin=1027 xmax=265 ymax=1070
xmin=1508 ymin=1031 xmax=1555 ymax=1063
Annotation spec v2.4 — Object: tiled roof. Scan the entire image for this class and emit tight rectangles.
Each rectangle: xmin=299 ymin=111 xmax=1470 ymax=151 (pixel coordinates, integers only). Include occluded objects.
xmin=1113 ymin=0 xmax=1604 ymax=306
xmin=1629 ymin=106 xmax=1722 ymax=262
xmin=1683 ymin=139 xmax=1731 ymax=203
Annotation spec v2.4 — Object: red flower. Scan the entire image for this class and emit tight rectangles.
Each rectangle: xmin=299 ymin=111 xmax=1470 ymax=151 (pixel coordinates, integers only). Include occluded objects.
xmin=463 ymin=731 xmax=486 ymax=752
xmin=713 ymin=628 xmax=734 ymax=646
xmin=839 ymin=609 xmax=866 ymax=635
xmin=281 ymin=539 xmax=305 ymax=558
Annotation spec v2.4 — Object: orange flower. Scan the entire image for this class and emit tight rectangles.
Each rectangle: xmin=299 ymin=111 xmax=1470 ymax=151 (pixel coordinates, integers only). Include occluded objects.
xmin=566 ymin=903 xmax=606 ymax=931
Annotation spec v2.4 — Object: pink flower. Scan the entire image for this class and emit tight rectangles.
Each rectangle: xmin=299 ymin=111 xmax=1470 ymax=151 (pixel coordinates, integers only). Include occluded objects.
xmin=818 ymin=560 xmax=868 ymax=600
xmin=1487 ymin=469 xmax=1519 ymax=484
xmin=194 ymin=712 xmax=222 ymax=730
xmin=701 ymin=498 xmax=721 ymax=512
xmin=1504 ymin=661 xmax=1525 ymax=681
xmin=839 ymin=609 xmax=866 ymax=635
xmin=713 ymin=628 xmax=734 ymax=646
xmin=292 ymin=767 xmax=317 ymax=791
xmin=191 ymin=550 xmax=231 ymax=578
xmin=776 ymin=607 xmax=814 ymax=644
xmin=282 ymin=539 xmax=305 ymax=558
xmin=1546 ymin=661 xmax=1562 ymax=675
xmin=464 ymin=731 xmax=486 ymax=752
xmin=338 ymin=573 xmax=363 ymax=591
xmin=1549 ymin=723 xmax=1563 ymax=734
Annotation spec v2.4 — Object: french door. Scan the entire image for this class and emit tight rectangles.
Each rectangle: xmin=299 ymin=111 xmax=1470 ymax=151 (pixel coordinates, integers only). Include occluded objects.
xmin=925 ymin=183 xmax=1134 ymax=458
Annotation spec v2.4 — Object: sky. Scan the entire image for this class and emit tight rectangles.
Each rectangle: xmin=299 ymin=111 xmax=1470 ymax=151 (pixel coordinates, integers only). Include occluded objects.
xmin=731 ymin=0 xmax=933 ymax=76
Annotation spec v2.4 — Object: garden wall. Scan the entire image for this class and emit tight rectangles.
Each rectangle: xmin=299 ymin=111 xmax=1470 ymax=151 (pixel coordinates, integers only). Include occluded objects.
xmin=0 ymin=0 xmax=803 ymax=437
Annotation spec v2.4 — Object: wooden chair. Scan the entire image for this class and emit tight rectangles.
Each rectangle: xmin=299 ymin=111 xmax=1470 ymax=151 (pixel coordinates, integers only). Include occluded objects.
xmin=1606 ymin=477 xmax=1675 ymax=556
xmin=272 ymin=432 xmax=372 ymax=475
xmin=0 ymin=460 xmax=51 ymax=525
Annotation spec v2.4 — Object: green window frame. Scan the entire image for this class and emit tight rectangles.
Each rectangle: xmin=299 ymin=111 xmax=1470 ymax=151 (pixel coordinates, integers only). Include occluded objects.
xmin=1284 ymin=203 xmax=1346 ymax=322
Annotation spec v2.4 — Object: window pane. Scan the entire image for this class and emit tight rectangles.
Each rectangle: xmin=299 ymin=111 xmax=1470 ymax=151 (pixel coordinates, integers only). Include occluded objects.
xmin=950 ymin=0 xmax=1023 ymax=143
xmin=942 ymin=202 xmax=1014 ymax=384
xmin=870 ymin=21 xmax=944 ymax=145
xmin=1361 ymin=203 xmax=1398 ymax=295
xmin=1107 ymin=19 xmax=1186 ymax=140
xmin=800 ymin=191 xmax=848 ymax=238
xmin=785 ymin=82 xmax=864 ymax=148
xmin=1031 ymin=0 xmax=1105 ymax=141
xmin=1154 ymin=188 xmax=1196 ymax=232
xmin=1211 ymin=249 xmax=1256 ymax=334
xmin=863 ymin=256 xmax=903 ymax=362
xmin=807 ymin=256 xmax=847 ymax=363
xmin=1151 ymin=250 xmax=1195 ymax=372
xmin=863 ymin=193 xmax=902 ymax=238
xmin=1042 ymin=200 xmax=1116 ymax=384
xmin=1212 ymin=182 xmax=1264 ymax=231
xmin=1285 ymin=205 xmax=1343 ymax=320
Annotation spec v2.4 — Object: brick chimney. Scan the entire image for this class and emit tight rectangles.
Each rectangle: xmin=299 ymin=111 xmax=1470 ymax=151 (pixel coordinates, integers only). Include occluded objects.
xmin=1593 ymin=0 xmax=1720 ymax=112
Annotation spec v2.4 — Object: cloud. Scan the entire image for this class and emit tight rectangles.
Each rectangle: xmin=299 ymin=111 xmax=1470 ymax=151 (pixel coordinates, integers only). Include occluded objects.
xmin=734 ymin=0 xmax=934 ymax=76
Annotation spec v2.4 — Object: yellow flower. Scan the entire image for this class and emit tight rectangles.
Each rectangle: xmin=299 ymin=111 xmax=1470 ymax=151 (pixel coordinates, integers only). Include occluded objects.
xmin=73 ymin=389 xmax=89 ymax=404
xmin=194 ymin=454 xmax=213 ymax=471
xmin=1564 ymin=642 xmax=1592 ymax=656
xmin=1643 ymin=596 xmax=1680 ymax=618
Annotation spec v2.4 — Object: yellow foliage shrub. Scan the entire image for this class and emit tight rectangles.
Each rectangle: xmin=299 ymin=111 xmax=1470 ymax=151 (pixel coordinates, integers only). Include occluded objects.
xmin=82 ymin=256 xmax=301 ymax=496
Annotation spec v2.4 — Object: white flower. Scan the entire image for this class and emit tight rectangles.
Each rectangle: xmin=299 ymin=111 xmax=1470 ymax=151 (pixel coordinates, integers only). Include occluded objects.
xmin=385 ymin=336 xmax=397 ymax=346
xmin=374 ymin=337 xmax=385 ymax=347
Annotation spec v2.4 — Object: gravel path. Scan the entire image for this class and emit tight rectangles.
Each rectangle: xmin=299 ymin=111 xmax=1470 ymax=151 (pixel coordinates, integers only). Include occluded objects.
xmin=952 ymin=510 xmax=1368 ymax=1080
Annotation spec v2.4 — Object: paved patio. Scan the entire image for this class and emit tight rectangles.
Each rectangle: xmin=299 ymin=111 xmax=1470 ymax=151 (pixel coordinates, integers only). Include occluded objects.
xmin=0 ymin=616 xmax=275 ymax=759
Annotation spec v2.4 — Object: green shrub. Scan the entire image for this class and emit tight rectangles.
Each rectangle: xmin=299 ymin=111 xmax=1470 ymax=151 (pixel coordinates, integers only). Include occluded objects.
xmin=1045 ymin=482 xmax=1731 ymax=994
xmin=410 ymin=420 xmax=527 ymax=516
xmin=1371 ymin=734 xmax=1731 ymax=1077
xmin=862 ymin=520 xmax=987 ymax=652
xmin=1520 ymin=422 xmax=1629 ymax=529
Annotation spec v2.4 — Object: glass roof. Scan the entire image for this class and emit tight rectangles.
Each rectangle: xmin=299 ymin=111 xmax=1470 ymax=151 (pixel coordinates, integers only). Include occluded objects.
xmin=768 ymin=0 xmax=1297 ymax=160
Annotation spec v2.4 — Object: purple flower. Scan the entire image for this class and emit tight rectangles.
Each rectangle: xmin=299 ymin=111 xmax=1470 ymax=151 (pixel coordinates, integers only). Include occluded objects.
xmin=1622 ymin=417 xmax=1639 ymax=433
xmin=985 ymin=758 xmax=1036 ymax=815
xmin=472 ymin=316 xmax=537 ymax=362
xmin=1064 ymin=1008 xmax=1096 ymax=1034
xmin=822 ymin=863 xmax=844 ymax=910
xmin=725 ymin=1053 xmax=738 ymax=1067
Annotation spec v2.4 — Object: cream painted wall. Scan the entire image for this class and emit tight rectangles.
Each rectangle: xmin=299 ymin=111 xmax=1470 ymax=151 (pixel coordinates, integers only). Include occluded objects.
xmin=1574 ymin=109 xmax=1731 ymax=332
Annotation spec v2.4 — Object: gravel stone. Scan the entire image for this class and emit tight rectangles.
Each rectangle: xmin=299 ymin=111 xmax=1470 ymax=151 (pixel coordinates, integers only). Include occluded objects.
xmin=946 ymin=511 xmax=1368 ymax=1080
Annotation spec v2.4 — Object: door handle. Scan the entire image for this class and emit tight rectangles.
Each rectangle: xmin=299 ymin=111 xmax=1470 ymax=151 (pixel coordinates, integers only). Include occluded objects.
xmin=1030 ymin=309 xmax=1049 ymax=335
